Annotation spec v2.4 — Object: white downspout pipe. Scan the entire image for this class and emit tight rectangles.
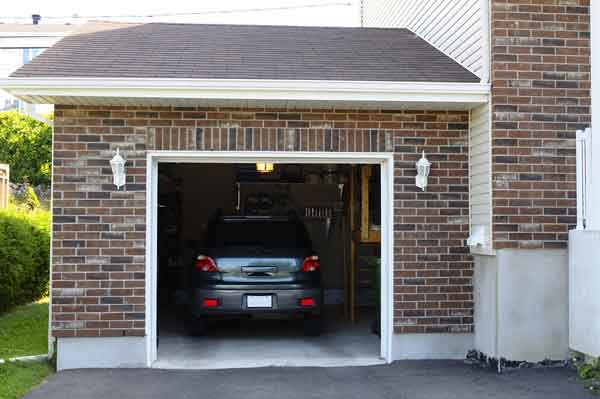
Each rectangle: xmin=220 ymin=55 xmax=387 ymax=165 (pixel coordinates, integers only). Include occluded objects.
xmin=480 ymin=0 xmax=491 ymax=84
xmin=576 ymin=129 xmax=591 ymax=230
xmin=589 ymin=1 xmax=599 ymax=230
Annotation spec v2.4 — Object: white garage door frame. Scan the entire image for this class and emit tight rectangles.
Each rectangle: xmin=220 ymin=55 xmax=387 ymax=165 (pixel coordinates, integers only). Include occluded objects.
xmin=144 ymin=151 xmax=395 ymax=367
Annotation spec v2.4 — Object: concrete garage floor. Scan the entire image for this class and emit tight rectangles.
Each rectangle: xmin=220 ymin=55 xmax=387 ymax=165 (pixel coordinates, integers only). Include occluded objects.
xmin=154 ymin=310 xmax=383 ymax=369
xmin=24 ymin=361 xmax=593 ymax=399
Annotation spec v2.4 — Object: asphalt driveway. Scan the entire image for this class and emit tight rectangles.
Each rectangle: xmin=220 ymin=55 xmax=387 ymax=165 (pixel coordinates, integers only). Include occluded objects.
xmin=25 ymin=361 xmax=593 ymax=399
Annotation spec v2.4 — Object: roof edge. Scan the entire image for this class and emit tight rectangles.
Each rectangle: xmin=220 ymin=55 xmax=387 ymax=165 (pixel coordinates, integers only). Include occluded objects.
xmin=0 ymin=77 xmax=490 ymax=107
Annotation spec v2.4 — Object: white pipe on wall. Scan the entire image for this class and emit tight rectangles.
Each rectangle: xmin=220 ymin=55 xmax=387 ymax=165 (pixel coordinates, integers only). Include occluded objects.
xmin=480 ymin=0 xmax=491 ymax=84
xmin=576 ymin=129 xmax=590 ymax=230
xmin=589 ymin=1 xmax=599 ymax=230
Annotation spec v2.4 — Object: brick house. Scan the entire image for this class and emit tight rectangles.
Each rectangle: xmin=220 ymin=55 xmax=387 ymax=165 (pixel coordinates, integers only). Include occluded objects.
xmin=0 ymin=0 xmax=594 ymax=370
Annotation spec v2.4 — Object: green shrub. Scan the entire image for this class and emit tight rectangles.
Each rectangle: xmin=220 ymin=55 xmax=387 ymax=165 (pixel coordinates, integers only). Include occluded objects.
xmin=0 ymin=208 xmax=50 ymax=313
xmin=579 ymin=358 xmax=600 ymax=380
xmin=23 ymin=187 xmax=40 ymax=211
xmin=0 ymin=111 xmax=52 ymax=186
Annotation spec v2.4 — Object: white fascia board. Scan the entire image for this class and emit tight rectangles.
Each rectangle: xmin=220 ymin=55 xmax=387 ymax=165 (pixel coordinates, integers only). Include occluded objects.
xmin=0 ymin=30 xmax=69 ymax=48
xmin=0 ymin=32 xmax=70 ymax=38
xmin=0 ymin=77 xmax=490 ymax=105
xmin=0 ymin=37 xmax=62 ymax=49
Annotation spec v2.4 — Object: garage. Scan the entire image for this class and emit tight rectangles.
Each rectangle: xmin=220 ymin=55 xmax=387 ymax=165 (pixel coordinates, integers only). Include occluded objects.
xmin=147 ymin=152 xmax=394 ymax=368
xmin=0 ymin=21 xmax=489 ymax=369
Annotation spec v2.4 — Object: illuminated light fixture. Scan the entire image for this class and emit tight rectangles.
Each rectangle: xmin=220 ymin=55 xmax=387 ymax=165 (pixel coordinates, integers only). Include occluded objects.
xmin=110 ymin=148 xmax=126 ymax=190
xmin=415 ymin=151 xmax=431 ymax=191
xmin=256 ymin=162 xmax=275 ymax=174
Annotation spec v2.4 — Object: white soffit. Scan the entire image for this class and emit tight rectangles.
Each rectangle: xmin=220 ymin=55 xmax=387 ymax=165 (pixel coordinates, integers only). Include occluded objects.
xmin=0 ymin=77 xmax=490 ymax=110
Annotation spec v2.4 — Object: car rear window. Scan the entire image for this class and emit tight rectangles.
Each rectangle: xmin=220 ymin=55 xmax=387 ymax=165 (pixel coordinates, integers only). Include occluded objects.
xmin=211 ymin=220 xmax=310 ymax=248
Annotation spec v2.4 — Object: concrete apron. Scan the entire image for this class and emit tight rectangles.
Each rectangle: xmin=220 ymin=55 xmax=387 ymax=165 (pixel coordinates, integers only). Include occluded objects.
xmin=153 ymin=319 xmax=385 ymax=370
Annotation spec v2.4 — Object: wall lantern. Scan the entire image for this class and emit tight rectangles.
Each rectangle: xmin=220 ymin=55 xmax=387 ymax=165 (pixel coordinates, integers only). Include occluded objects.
xmin=256 ymin=162 xmax=274 ymax=174
xmin=415 ymin=151 xmax=431 ymax=191
xmin=110 ymin=148 xmax=126 ymax=189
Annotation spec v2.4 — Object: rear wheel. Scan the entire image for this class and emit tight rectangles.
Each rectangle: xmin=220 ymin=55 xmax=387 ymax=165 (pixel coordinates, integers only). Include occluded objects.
xmin=302 ymin=315 xmax=323 ymax=337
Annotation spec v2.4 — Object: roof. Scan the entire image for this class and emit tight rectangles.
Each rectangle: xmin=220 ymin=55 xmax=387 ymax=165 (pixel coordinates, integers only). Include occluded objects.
xmin=9 ymin=22 xmax=480 ymax=83
xmin=0 ymin=23 xmax=73 ymax=35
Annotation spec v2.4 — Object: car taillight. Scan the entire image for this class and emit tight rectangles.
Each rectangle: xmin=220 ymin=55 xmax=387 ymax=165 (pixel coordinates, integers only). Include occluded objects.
xmin=300 ymin=297 xmax=315 ymax=307
xmin=202 ymin=298 xmax=219 ymax=308
xmin=195 ymin=255 xmax=218 ymax=272
xmin=301 ymin=256 xmax=320 ymax=272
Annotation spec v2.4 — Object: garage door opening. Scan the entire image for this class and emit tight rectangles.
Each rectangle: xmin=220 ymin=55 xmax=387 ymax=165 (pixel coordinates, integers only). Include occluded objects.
xmin=146 ymin=153 xmax=393 ymax=368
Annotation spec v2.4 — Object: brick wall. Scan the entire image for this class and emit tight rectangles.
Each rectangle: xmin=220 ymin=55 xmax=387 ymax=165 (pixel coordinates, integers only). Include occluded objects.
xmin=51 ymin=105 xmax=472 ymax=337
xmin=491 ymin=0 xmax=591 ymax=249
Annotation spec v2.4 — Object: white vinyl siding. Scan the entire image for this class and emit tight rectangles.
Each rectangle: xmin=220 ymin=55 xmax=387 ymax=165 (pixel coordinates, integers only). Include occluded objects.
xmin=363 ymin=0 xmax=488 ymax=82
xmin=468 ymin=103 xmax=492 ymax=253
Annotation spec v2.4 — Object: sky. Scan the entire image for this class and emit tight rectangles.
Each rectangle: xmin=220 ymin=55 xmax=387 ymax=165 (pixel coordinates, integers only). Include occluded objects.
xmin=0 ymin=0 xmax=361 ymax=27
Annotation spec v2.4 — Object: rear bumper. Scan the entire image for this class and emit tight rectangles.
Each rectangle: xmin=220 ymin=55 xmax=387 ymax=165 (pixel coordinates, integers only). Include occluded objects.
xmin=190 ymin=287 xmax=322 ymax=317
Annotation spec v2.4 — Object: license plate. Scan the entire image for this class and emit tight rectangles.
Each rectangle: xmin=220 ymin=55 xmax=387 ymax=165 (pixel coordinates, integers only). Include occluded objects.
xmin=247 ymin=295 xmax=272 ymax=308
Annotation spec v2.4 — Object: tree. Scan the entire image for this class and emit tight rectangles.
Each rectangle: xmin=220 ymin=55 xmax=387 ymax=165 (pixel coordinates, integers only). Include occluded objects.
xmin=0 ymin=111 xmax=52 ymax=186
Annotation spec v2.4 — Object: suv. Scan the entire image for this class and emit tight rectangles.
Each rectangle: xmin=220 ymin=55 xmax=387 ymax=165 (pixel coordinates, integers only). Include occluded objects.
xmin=188 ymin=216 xmax=323 ymax=336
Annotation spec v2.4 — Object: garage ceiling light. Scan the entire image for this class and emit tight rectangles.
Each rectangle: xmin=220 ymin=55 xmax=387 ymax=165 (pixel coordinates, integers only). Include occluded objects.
xmin=256 ymin=162 xmax=274 ymax=174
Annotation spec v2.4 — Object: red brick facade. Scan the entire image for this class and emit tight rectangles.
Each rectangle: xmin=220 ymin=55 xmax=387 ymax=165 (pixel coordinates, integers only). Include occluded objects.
xmin=50 ymin=106 xmax=472 ymax=337
xmin=491 ymin=0 xmax=591 ymax=249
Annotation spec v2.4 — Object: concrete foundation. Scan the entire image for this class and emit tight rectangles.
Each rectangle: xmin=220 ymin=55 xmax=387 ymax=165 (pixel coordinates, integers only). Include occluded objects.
xmin=569 ymin=230 xmax=600 ymax=358
xmin=57 ymin=337 xmax=147 ymax=371
xmin=392 ymin=333 xmax=473 ymax=360
xmin=473 ymin=249 xmax=569 ymax=362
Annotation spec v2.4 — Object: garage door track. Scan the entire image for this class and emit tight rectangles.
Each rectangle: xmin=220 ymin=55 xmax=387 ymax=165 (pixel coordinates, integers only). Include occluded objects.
xmin=25 ymin=361 xmax=594 ymax=399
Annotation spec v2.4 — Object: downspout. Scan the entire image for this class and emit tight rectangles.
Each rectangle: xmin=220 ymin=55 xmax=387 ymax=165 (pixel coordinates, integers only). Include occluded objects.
xmin=589 ymin=0 xmax=599 ymax=229
xmin=480 ymin=0 xmax=491 ymax=84
xmin=483 ymin=0 xmax=500 ymax=369
xmin=48 ymin=118 xmax=55 ymax=360
xmin=360 ymin=0 xmax=365 ymax=27
xmin=482 ymin=0 xmax=501 ymax=372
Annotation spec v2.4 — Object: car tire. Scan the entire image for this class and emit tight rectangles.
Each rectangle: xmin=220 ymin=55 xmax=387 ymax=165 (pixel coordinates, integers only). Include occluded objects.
xmin=302 ymin=316 xmax=323 ymax=337
xmin=187 ymin=317 xmax=207 ymax=336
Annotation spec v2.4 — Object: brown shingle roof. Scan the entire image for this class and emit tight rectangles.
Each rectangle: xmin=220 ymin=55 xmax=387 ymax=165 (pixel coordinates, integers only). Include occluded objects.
xmin=10 ymin=22 xmax=480 ymax=83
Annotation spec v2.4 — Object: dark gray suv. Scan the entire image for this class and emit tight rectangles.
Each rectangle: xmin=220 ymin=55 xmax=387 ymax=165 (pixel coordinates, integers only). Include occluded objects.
xmin=188 ymin=216 xmax=323 ymax=336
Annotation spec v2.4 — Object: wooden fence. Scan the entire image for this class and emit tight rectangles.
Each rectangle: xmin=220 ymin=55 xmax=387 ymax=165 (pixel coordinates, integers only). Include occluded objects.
xmin=0 ymin=164 xmax=8 ymax=209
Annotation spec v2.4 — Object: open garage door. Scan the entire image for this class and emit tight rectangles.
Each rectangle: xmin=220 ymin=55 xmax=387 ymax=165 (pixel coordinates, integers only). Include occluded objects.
xmin=145 ymin=152 xmax=394 ymax=368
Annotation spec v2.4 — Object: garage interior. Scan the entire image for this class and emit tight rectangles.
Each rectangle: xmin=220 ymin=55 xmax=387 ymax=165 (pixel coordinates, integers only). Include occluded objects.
xmin=154 ymin=162 xmax=383 ymax=369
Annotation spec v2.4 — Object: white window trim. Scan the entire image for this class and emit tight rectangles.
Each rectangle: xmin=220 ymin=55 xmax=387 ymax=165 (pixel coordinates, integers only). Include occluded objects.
xmin=144 ymin=151 xmax=395 ymax=367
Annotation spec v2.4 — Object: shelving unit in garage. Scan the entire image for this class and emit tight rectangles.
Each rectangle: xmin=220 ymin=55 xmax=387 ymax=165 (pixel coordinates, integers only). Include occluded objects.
xmin=347 ymin=165 xmax=381 ymax=324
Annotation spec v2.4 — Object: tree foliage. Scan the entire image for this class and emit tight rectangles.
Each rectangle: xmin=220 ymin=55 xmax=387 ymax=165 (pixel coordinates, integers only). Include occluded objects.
xmin=0 ymin=111 xmax=52 ymax=186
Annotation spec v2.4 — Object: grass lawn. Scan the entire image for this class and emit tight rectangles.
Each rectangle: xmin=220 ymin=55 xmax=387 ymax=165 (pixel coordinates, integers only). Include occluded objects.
xmin=0 ymin=300 xmax=52 ymax=399
xmin=0 ymin=300 xmax=48 ymax=359
xmin=0 ymin=361 xmax=53 ymax=399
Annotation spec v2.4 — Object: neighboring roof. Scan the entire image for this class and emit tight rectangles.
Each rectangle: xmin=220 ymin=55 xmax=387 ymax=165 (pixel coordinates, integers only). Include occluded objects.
xmin=0 ymin=23 xmax=73 ymax=35
xmin=10 ymin=22 xmax=480 ymax=83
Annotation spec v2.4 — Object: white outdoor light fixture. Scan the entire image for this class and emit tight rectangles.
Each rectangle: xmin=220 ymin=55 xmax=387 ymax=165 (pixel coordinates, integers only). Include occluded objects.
xmin=110 ymin=148 xmax=126 ymax=189
xmin=415 ymin=151 xmax=431 ymax=191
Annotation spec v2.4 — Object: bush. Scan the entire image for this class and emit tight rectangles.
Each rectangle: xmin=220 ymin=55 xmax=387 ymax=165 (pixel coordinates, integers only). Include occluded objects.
xmin=22 ymin=187 xmax=40 ymax=211
xmin=0 ymin=111 xmax=52 ymax=186
xmin=0 ymin=208 xmax=50 ymax=313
